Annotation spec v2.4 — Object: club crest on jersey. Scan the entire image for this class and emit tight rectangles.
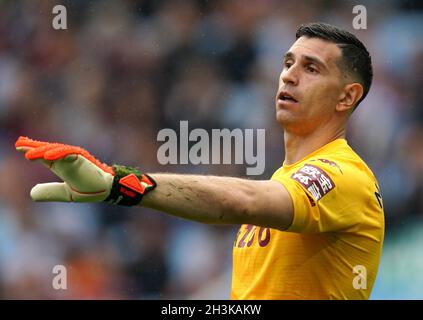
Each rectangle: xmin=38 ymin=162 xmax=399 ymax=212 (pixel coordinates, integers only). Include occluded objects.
xmin=291 ymin=164 xmax=335 ymax=201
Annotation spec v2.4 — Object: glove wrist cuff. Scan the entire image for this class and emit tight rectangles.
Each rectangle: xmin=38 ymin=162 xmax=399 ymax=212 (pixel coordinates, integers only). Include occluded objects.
xmin=104 ymin=165 xmax=156 ymax=206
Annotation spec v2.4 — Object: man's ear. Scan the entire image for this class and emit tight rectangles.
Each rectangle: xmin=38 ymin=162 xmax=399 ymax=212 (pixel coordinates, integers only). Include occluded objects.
xmin=336 ymin=83 xmax=364 ymax=112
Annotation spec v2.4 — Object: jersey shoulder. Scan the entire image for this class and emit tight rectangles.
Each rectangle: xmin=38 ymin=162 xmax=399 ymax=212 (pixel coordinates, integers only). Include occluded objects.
xmin=312 ymin=141 xmax=378 ymax=185
xmin=272 ymin=139 xmax=380 ymax=205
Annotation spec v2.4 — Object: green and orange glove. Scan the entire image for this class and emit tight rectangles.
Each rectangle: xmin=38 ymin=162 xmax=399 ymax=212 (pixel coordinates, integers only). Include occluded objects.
xmin=15 ymin=136 xmax=156 ymax=206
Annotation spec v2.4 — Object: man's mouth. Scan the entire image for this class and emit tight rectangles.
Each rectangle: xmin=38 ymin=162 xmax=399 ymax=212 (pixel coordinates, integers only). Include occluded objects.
xmin=277 ymin=91 xmax=298 ymax=103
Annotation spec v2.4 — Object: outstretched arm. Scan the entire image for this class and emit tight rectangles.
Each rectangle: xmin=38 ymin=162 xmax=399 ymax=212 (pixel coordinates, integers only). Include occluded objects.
xmin=142 ymin=174 xmax=294 ymax=230
xmin=15 ymin=136 xmax=294 ymax=231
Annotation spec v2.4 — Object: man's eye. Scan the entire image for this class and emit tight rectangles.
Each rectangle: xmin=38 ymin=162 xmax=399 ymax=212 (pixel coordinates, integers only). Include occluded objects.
xmin=306 ymin=65 xmax=318 ymax=73
xmin=284 ymin=61 xmax=293 ymax=68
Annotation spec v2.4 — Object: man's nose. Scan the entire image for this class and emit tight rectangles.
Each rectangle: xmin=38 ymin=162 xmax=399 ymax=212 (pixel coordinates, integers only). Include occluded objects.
xmin=280 ymin=65 xmax=299 ymax=86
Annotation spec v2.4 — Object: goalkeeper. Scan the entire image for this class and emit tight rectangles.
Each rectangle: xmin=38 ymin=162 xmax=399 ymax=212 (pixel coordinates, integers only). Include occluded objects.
xmin=15 ymin=22 xmax=384 ymax=299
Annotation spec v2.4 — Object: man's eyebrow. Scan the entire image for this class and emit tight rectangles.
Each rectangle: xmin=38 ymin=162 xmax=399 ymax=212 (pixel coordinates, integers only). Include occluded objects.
xmin=303 ymin=55 xmax=327 ymax=69
xmin=283 ymin=52 xmax=294 ymax=61
xmin=283 ymin=52 xmax=328 ymax=70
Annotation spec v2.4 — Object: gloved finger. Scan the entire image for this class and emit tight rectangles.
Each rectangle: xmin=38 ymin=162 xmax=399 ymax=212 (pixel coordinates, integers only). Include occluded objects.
xmin=15 ymin=136 xmax=48 ymax=153
xmin=15 ymin=136 xmax=48 ymax=147
xmin=24 ymin=143 xmax=63 ymax=161
xmin=30 ymin=182 xmax=72 ymax=202
xmin=44 ymin=145 xmax=114 ymax=175
xmin=16 ymin=146 xmax=33 ymax=153
xmin=44 ymin=145 xmax=85 ymax=161
xmin=17 ymin=137 xmax=114 ymax=174
xmin=27 ymin=145 xmax=77 ymax=171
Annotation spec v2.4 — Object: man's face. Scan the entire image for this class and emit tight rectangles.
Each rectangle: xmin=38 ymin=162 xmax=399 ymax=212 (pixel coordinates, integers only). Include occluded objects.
xmin=276 ymin=36 xmax=345 ymax=135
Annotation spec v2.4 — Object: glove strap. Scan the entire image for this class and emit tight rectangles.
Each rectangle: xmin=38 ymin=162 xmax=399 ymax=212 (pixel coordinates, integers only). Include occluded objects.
xmin=104 ymin=165 xmax=156 ymax=206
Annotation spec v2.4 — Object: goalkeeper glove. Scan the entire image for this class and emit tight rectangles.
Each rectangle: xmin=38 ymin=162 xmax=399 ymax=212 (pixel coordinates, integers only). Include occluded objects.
xmin=15 ymin=136 xmax=156 ymax=206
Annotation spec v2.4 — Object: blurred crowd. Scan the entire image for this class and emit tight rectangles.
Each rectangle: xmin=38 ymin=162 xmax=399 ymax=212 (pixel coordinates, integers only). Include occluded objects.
xmin=0 ymin=0 xmax=422 ymax=299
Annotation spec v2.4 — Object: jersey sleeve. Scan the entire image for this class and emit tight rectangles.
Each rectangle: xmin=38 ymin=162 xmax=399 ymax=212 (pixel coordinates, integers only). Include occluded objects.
xmin=273 ymin=159 xmax=367 ymax=233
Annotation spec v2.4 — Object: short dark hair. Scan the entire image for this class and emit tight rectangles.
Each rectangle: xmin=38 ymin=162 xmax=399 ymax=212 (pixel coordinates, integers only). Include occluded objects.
xmin=296 ymin=22 xmax=373 ymax=108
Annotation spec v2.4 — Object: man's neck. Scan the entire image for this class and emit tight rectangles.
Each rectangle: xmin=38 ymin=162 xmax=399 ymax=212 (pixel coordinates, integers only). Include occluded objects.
xmin=283 ymin=126 xmax=346 ymax=165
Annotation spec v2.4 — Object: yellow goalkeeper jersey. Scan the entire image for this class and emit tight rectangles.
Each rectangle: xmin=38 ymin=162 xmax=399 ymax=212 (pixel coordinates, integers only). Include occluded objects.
xmin=231 ymin=138 xmax=384 ymax=300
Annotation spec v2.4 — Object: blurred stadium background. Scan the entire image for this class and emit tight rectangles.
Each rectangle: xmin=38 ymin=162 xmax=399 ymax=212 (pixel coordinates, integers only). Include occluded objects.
xmin=0 ymin=0 xmax=422 ymax=299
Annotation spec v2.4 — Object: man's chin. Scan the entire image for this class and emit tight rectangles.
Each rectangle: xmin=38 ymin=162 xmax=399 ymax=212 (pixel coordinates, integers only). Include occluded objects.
xmin=275 ymin=110 xmax=304 ymax=132
xmin=275 ymin=109 xmax=294 ymax=126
